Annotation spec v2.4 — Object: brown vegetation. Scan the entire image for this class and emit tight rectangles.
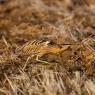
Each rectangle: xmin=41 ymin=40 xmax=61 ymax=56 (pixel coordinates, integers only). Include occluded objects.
xmin=0 ymin=0 xmax=95 ymax=95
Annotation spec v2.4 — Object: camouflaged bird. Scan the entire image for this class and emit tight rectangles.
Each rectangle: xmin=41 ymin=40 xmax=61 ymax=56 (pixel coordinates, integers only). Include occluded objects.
xmin=15 ymin=40 xmax=70 ymax=69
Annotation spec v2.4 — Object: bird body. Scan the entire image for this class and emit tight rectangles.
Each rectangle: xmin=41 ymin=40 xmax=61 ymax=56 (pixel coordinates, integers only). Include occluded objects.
xmin=18 ymin=40 xmax=50 ymax=57
xmin=16 ymin=40 xmax=70 ymax=69
xmin=18 ymin=40 xmax=70 ymax=57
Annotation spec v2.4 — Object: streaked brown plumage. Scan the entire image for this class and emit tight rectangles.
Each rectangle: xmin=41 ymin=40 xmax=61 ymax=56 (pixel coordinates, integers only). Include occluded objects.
xmin=19 ymin=40 xmax=50 ymax=56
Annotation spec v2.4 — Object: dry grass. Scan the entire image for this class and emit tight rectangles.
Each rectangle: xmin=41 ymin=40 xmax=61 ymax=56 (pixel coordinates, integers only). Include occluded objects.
xmin=0 ymin=0 xmax=95 ymax=95
xmin=0 ymin=69 xmax=95 ymax=95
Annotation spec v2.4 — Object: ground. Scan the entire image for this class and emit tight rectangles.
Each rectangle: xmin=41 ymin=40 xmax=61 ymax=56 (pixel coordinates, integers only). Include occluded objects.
xmin=0 ymin=0 xmax=95 ymax=95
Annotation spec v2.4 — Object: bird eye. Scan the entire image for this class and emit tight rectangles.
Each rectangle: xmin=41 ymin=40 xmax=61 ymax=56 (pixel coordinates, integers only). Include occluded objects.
xmin=48 ymin=41 xmax=55 ymax=45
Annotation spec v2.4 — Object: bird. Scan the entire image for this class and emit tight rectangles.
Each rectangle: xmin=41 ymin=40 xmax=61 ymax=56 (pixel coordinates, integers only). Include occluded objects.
xmin=15 ymin=39 xmax=70 ymax=69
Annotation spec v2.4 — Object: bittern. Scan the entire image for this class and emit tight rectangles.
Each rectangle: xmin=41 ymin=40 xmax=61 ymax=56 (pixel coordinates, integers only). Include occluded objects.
xmin=15 ymin=40 xmax=70 ymax=69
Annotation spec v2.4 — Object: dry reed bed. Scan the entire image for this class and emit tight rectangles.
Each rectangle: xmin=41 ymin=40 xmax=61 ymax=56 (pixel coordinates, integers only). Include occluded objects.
xmin=0 ymin=0 xmax=95 ymax=95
